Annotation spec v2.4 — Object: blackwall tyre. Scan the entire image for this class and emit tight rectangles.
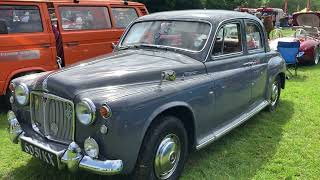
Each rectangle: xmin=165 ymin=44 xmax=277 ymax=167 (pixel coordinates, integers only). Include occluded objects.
xmin=267 ymin=76 xmax=281 ymax=112
xmin=132 ymin=116 xmax=188 ymax=180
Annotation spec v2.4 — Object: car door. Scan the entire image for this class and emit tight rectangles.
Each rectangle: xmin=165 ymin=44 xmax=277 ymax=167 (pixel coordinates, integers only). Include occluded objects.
xmin=205 ymin=21 xmax=252 ymax=127
xmin=0 ymin=2 xmax=56 ymax=93
xmin=244 ymin=20 xmax=268 ymax=103
xmin=54 ymin=3 xmax=115 ymax=65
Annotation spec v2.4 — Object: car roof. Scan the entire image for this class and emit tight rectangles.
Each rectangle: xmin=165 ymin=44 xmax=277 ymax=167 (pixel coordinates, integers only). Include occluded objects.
xmin=1 ymin=0 xmax=144 ymax=6
xmin=139 ymin=10 xmax=260 ymax=23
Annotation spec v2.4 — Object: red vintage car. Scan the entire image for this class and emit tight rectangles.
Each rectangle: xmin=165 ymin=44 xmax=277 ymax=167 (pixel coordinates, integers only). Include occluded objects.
xmin=292 ymin=12 xmax=320 ymax=64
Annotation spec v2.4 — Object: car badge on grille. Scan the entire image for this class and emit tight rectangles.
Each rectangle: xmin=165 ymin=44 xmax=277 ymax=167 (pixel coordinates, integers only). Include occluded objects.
xmin=42 ymin=96 xmax=48 ymax=103
xmin=50 ymin=122 xmax=58 ymax=136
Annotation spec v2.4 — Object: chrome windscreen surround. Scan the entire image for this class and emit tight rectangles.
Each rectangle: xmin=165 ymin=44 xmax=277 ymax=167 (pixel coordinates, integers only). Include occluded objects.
xmin=30 ymin=91 xmax=75 ymax=144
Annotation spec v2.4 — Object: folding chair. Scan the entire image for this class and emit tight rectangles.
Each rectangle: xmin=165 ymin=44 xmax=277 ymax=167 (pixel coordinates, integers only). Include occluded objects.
xmin=277 ymin=41 xmax=300 ymax=77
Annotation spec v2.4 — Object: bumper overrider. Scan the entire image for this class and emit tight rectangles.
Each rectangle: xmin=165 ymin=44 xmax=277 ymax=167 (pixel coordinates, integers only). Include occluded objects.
xmin=7 ymin=111 xmax=123 ymax=175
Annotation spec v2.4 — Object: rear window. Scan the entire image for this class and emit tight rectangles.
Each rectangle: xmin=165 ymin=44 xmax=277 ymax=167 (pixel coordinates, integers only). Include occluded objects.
xmin=59 ymin=6 xmax=111 ymax=31
xmin=0 ymin=5 xmax=43 ymax=34
xmin=112 ymin=8 xmax=138 ymax=28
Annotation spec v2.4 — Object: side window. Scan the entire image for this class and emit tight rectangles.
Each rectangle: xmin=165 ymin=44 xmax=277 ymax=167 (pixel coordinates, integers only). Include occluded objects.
xmin=212 ymin=23 xmax=242 ymax=56
xmin=246 ymin=22 xmax=264 ymax=50
xmin=0 ymin=5 xmax=43 ymax=34
xmin=112 ymin=8 xmax=138 ymax=28
xmin=59 ymin=6 xmax=111 ymax=31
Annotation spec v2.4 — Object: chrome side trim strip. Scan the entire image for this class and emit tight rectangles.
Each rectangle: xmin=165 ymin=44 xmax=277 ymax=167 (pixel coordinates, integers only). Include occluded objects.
xmin=196 ymin=100 xmax=269 ymax=150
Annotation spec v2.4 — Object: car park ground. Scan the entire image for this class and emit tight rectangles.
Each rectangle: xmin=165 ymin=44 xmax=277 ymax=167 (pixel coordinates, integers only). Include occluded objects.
xmin=1 ymin=64 xmax=320 ymax=179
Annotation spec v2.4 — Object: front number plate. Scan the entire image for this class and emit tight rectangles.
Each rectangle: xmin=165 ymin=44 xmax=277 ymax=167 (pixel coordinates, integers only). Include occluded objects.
xmin=21 ymin=140 xmax=59 ymax=167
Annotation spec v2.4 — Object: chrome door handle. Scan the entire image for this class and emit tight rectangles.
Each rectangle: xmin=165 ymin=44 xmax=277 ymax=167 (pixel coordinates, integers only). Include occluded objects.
xmin=250 ymin=61 xmax=257 ymax=65
xmin=40 ymin=44 xmax=50 ymax=48
xmin=242 ymin=62 xmax=253 ymax=66
xmin=66 ymin=42 xmax=79 ymax=47
xmin=242 ymin=61 xmax=257 ymax=66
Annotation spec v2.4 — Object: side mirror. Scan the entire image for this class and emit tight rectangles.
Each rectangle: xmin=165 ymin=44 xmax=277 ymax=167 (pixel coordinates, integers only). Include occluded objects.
xmin=159 ymin=70 xmax=176 ymax=85
xmin=162 ymin=70 xmax=176 ymax=81
xmin=112 ymin=42 xmax=118 ymax=49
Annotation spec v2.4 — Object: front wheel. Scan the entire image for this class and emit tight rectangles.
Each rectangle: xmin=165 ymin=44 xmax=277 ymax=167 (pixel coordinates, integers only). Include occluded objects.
xmin=132 ymin=116 xmax=188 ymax=180
xmin=267 ymin=76 xmax=281 ymax=112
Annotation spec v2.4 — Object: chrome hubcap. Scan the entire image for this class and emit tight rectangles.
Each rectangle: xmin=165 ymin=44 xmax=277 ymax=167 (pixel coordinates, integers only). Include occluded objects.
xmin=154 ymin=134 xmax=181 ymax=179
xmin=271 ymin=81 xmax=279 ymax=106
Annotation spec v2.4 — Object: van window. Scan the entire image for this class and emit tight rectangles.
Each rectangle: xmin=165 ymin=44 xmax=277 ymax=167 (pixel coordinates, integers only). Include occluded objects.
xmin=0 ymin=5 xmax=43 ymax=34
xmin=112 ymin=8 xmax=138 ymax=28
xmin=59 ymin=6 xmax=111 ymax=31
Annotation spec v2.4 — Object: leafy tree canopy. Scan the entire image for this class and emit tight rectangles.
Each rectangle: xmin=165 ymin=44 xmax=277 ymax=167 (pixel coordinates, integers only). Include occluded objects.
xmin=134 ymin=0 xmax=320 ymax=13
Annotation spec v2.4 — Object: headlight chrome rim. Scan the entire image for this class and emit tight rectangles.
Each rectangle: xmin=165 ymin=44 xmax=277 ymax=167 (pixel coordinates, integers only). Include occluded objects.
xmin=84 ymin=137 xmax=99 ymax=159
xmin=76 ymin=98 xmax=96 ymax=125
xmin=15 ymin=83 xmax=29 ymax=105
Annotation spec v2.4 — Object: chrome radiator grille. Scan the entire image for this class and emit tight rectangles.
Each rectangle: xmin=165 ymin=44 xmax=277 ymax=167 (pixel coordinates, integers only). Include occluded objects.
xmin=30 ymin=92 xmax=74 ymax=143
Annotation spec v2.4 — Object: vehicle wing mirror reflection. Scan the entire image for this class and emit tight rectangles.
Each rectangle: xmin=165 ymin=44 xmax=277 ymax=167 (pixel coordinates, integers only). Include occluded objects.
xmin=160 ymin=70 xmax=176 ymax=85
xmin=112 ymin=42 xmax=118 ymax=50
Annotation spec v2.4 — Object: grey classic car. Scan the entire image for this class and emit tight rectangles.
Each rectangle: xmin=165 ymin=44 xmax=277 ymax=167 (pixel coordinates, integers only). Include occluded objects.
xmin=7 ymin=10 xmax=286 ymax=180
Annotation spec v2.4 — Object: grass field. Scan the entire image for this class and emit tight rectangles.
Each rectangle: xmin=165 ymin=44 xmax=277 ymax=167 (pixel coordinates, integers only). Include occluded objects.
xmin=1 ymin=64 xmax=320 ymax=179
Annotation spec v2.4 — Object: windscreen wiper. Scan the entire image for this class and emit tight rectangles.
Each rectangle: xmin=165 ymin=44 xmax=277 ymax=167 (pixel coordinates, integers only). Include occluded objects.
xmin=119 ymin=44 xmax=176 ymax=51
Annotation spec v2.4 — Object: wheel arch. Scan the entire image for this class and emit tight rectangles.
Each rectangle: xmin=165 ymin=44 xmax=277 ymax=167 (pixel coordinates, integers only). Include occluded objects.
xmin=278 ymin=72 xmax=286 ymax=89
xmin=3 ymin=67 xmax=45 ymax=95
xmin=143 ymin=102 xmax=197 ymax=152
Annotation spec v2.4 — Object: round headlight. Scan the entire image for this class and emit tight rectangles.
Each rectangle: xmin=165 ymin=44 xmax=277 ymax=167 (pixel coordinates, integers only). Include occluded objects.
xmin=84 ymin=137 xmax=99 ymax=158
xmin=15 ymin=83 xmax=29 ymax=105
xmin=76 ymin=98 xmax=96 ymax=125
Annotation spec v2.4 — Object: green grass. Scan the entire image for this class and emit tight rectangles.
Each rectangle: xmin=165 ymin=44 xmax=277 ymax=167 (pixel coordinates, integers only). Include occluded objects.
xmin=1 ymin=65 xmax=320 ymax=179
xmin=281 ymin=28 xmax=295 ymax=37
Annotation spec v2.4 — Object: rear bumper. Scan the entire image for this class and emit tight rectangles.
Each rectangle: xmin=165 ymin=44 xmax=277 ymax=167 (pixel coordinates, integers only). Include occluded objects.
xmin=7 ymin=111 xmax=123 ymax=175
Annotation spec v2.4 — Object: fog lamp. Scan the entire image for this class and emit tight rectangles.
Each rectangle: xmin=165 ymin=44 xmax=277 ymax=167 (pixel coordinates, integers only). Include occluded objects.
xmin=84 ymin=137 xmax=99 ymax=159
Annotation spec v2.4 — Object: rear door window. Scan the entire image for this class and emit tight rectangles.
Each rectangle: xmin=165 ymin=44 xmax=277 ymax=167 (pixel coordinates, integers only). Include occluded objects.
xmin=0 ymin=5 xmax=43 ymax=34
xmin=59 ymin=6 xmax=111 ymax=31
xmin=245 ymin=22 xmax=264 ymax=51
xmin=112 ymin=8 xmax=138 ymax=28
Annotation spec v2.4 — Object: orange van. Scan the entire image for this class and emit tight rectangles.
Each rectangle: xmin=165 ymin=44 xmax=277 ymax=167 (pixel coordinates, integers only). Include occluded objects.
xmin=0 ymin=0 xmax=148 ymax=104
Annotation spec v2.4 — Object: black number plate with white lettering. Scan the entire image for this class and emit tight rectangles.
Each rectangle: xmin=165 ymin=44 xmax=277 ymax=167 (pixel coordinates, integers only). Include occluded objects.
xmin=21 ymin=140 xmax=58 ymax=167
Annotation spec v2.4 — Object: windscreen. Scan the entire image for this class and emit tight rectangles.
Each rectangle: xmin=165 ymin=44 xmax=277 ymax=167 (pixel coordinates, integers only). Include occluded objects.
xmin=121 ymin=20 xmax=211 ymax=51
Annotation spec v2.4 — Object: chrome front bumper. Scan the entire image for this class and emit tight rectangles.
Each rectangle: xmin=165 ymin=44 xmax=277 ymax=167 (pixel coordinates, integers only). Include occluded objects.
xmin=7 ymin=111 xmax=123 ymax=175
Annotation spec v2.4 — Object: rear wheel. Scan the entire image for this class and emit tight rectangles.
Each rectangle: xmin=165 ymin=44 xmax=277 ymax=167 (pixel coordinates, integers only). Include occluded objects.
xmin=313 ymin=47 xmax=320 ymax=65
xmin=132 ymin=116 xmax=188 ymax=180
xmin=267 ymin=76 xmax=281 ymax=112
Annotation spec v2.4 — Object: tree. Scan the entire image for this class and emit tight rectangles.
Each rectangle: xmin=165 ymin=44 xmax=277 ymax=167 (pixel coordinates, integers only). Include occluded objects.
xmin=205 ymin=0 xmax=264 ymax=10
xmin=134 ymin=0 xmax=203 ymax=13
xmin=134 ymin=0 xmax=320 ymax=13
xmin=265 ymin=0 xmax=320 ymax=13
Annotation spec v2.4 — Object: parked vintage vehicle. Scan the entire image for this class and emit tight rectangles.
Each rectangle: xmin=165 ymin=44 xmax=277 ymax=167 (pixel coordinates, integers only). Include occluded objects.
xmin=257 ymin=7 xmax=284 ymax=27
xmin=269 ymin=12 xmax=320 ymax=65
xmin=292 ymin=12 xmax=320 ymax=64
xmin=0 ymin=0 xmax=148 ymax=105
xmin=8 ymin=10 xmax=286 ymax=180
